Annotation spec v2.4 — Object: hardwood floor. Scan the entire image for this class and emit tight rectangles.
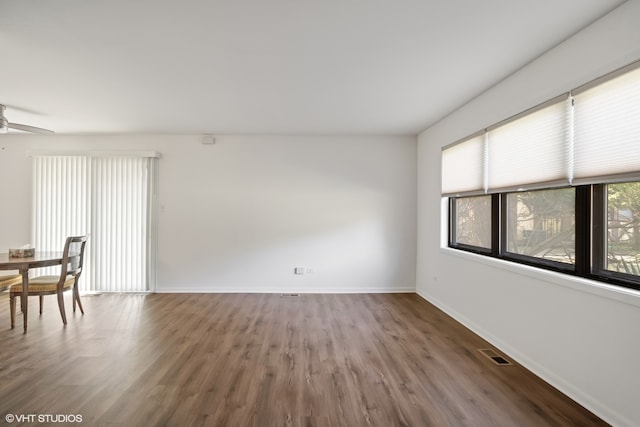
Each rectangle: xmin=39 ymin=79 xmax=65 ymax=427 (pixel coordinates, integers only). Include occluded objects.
xmin=0 ymin=292 xmax=607 ymax=426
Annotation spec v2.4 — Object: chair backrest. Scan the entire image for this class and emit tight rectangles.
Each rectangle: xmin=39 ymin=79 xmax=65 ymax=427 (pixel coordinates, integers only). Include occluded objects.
xmin=60 ymin=236 xmax=88 ymax=282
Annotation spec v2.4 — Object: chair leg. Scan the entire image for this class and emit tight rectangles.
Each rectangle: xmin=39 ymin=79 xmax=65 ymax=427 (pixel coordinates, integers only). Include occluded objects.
xmin=10 ymin=294 xmax=16 ymax=329
xmin=73 ymin=286 xmax=85 ymax=315
xmin=57 ymin=292 xmax=67 ymax=325
xmin=39 ymin=295 xmax=44 ymax=315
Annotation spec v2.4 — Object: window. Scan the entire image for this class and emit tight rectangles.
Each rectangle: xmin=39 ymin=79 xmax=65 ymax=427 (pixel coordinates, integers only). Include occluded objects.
xmin=504 ymin=188 xmax=575 ymax=265
xmin=442 ymin=60 xmax=640 ymax=292
xmin=604 ymin=182 xmax=640 ymax=277
xmin=450 ymin=195 xmax=492 ymax=251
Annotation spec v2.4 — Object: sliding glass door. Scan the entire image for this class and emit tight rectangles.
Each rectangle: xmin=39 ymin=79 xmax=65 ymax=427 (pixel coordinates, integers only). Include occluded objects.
xmin=32 ymin=154 xmax=158 ymax=292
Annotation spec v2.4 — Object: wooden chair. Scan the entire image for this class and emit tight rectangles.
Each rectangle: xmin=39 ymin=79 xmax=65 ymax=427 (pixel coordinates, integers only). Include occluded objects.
xmin=9 ymin=236 xmax=88 ymax=327
xmin=0 ymin=274 xmax=22 ymax=291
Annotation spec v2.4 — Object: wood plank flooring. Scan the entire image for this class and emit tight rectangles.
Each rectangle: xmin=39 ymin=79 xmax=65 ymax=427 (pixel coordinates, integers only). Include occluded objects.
xmin=0 ymin=293 xmax=607 ymax=426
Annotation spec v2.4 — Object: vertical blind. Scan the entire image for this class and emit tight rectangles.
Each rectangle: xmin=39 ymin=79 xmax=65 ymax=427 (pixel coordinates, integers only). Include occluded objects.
xmin=90 ymin=157 xmax=151 ymax=292
xmin=33 ymin=154 xmax=157 ymax=292
xmin=441 ymin=60 xmax=640 ymax=195
xmin=32 ymin=156 xmax=92 ymax=279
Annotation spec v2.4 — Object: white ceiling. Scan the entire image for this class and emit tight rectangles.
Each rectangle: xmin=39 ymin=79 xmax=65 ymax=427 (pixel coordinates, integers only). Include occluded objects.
xmin=0 ymin=0 xmax=626 ymax=135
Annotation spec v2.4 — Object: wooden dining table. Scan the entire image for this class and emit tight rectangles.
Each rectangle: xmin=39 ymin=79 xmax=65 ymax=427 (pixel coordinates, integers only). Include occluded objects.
xmin=0 ymin=251 xmax=67 ymax=333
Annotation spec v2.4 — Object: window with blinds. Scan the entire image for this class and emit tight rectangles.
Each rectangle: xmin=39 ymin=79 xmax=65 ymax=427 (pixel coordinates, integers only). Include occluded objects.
xmin=442 ymin=59 xmax=640 ymax=291
xmin=32 ymin=154 xmax=158 ymax=293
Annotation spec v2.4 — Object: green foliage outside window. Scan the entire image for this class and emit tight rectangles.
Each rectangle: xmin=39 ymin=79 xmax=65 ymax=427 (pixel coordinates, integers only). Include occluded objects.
xmin=607 ymin=182 xmax=640 ymax=275
xmin=506 ymin=188 xmax=575 ymax=264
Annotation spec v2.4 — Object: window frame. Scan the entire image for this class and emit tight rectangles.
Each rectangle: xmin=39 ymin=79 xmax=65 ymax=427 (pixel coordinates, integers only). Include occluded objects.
xmin=590 ymin=184 xmax=640 ymax=290
xmin=448 ymin=196 xmax=493 ymax=255
xmin=499 ymin=188 xmax=577 ymax=273
xmin=447 ymin=184 xmax=640 ymax=292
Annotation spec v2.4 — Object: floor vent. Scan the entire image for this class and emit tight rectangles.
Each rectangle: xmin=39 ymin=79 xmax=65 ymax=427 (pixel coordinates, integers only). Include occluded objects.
xmin=478 ymin=349 xmax=512 ymax=365
xmin=280 ymin=293 xmax=300 ymax=297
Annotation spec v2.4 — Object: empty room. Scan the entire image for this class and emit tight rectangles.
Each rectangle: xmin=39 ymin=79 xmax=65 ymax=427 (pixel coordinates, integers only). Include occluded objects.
xmin=1 ymin=1 xmax=639 ymax=426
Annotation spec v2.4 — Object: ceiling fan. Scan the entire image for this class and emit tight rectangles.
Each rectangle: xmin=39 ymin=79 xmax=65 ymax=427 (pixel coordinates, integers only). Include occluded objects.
xmin=0 ymin=104 xmax=55 ymax=134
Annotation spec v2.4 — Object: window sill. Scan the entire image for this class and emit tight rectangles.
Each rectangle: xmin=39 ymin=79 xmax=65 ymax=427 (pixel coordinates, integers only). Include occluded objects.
xmin=440 ymin=246 xmax=640 ymax=308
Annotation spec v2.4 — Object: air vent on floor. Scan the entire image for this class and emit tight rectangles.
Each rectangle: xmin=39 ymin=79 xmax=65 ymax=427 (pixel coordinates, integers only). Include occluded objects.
xmin=478 ymin=348 xmax=512 ymax=365
xmin=280 ymin=293 xmax=300 ymax=297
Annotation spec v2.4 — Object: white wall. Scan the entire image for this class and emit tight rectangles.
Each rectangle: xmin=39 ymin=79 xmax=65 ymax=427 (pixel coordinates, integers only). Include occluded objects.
xmin=417 ymin=2 xmax=640 ymax=427
xmin=0 ymin=134 xmax=416 ymax=293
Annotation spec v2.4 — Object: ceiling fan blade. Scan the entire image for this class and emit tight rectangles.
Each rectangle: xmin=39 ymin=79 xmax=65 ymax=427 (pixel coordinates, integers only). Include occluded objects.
xmin=8 ymin=122 xmax=55 ymax=134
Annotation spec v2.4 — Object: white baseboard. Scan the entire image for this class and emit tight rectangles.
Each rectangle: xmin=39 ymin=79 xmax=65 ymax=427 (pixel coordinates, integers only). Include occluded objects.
xmin=155 ymin=285 xmax=416 ymax=294
xmin=415 ymin=289 xmax=632 ymax=427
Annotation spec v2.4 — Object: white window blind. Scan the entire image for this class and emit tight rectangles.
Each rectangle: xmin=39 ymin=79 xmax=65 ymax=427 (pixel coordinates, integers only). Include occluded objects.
xmin=32 ymin=156 xmax=92 ymax=279
xmin=90 ymin=157 xmax=152 ymax=292
xmin=486 ymin=97 xmax=571 ymax=192
xmin=32 ymin=155 xmax=157 ymax=292
xmin=441 ymin=133 xmax=486 ymax=196
xmin=441 ymin=61 xmax=640 ymax=197
xmin=572 ymin=65 xmax=640 ymax=183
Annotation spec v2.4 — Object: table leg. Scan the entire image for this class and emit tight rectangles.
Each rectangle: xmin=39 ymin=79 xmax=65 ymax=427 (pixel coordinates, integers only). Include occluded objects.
xmin=20 ymin=268 xmax=28 ymax=333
